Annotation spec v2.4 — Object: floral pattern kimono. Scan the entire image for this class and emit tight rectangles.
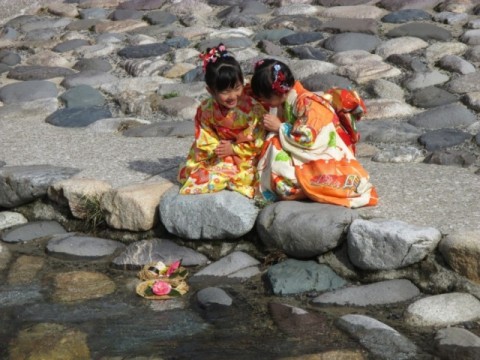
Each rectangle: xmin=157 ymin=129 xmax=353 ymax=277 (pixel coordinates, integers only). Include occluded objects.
xmin=178 ymin=90 xmax=266 ymax=198
xmin=256 ymin=81 xmax=378 ymax=208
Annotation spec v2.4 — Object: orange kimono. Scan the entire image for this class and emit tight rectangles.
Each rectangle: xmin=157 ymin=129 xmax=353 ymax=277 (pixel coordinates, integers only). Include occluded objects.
xmin=256 ymin=81 xmax=378 ymax=208
xmin=178 ymin=90 xmax=266 ymax=198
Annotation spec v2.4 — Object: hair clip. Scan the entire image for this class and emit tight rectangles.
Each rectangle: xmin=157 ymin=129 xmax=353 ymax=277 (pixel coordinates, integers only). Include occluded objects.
xmin=272 ymin=63 xmax=290 ymax=94
xmin=199 ymin=43 xmax=230 ymax=72
xmin=254 ymin=59 xmax=264 ymax=69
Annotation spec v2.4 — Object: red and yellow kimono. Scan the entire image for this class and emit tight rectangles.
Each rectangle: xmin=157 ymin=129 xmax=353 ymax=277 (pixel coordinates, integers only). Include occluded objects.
xmin=178 ymin=91 xmax=266 ymax=198
xmin=256 ymin=81 xmax=378 ymax=208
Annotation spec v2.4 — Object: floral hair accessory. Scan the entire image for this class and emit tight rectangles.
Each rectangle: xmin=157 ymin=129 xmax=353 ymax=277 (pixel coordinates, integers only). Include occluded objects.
xmin=254 ymin=59 xmax=264 ymax=69
xmin=272 ymin=63 xmax=290 ymax=94
xmin=199 ymin=43 xmax=230 ymax=72
xmin=136 ymin=279 xmax=189 ymax=299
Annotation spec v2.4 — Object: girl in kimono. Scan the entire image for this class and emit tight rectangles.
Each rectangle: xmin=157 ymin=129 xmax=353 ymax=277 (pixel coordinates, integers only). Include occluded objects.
xmin=250 ymin=59 xmax=378 ymax=208
xmin=178 ymin=44 xmax=266 ymax=198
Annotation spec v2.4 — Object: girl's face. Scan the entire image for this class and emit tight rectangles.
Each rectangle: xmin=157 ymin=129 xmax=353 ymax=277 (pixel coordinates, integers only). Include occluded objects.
xmin=209 ymin=81 xmax=244 ymax=110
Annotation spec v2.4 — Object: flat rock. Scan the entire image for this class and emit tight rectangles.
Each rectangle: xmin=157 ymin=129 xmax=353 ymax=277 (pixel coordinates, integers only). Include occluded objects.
xmin=45 ymin=106 xmax=112 ymax=128
xmin=60 ymin=85 xmax=105 ymax=108
xmin=46 ymin=234 xmax=126 ymax=260
xmin=323 ymin=32 xmax=381 ymax=52
xmin=408 ymin=103 xmax=477 ymax=129
xmin=418 ymin=129 xmax=472 ymax=151
xmin=312 ymin=279 xmax=420 ymax=306
xmin=336 ymin=314 xmax=419 ymax=360
xmin=405 ymin=292 xmax=480 ymax=327
xmin=386 ymin=23 xmax=452 ymax=41
xmin=265 ymin=259 xmax=347 ymax=295
xmin=1 ymin=221 xmax=67 ymax=243
xmin=0 ymin=80 xmax=58 ymax=104
xmin=111 ymin=238 xmax=208 ymax=269
xmin=0 ymin=165 xmax=80 ymax=208
xmin=434 ymin=327 xmax=480 ymax=359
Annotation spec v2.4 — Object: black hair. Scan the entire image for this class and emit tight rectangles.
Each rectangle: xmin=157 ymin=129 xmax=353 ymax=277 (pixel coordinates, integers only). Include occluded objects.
xmin=203 ymin=47 xmax=244 ymax=93
xmin=251 ymin=59 xmax=295 ymax=99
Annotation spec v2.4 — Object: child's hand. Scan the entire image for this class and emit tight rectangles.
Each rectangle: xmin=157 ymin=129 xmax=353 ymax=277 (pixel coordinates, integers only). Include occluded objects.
xmin=215 ymin=140 xmax=234 ymax=158
xmin=263 ymin=113 xmax=282 ymax=133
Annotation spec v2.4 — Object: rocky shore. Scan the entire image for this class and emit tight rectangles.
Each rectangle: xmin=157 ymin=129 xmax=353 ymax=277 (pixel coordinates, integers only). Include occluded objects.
xmin=1 ymin=0 xmax=480 ymax=359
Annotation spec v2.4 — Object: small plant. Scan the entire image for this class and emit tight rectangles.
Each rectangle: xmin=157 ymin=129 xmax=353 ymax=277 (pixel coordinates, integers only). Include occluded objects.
xmin=75 ymin=195 xmax=107 ymax=233
xmin=162 ymin=92 xmax=179 ymax=99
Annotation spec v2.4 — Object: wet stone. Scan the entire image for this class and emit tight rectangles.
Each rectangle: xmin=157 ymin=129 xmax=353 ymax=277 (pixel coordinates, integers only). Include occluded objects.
xmin=418 ymin=129 xmax=472 ymax=151
xmin=7 ymin=65 xmax=75 ymax=81
xmin=312 ymin=279 xmax=421 ymax=306
xmin=52 ymin=39 xmax=90 ymax=53
xmin=1 ymin=221 xmax=67 ymax=243
xmin=8 ymin=323 xmax=90 ymax=360
xmin=0 ymin=80 xmax=58 ymax=104
xmin=46 ymin=234 xmax=126 ymax=260
xmin=386 ymin=23 xmax=452 ymax=41
xmin=111 ymin=238 xmax=208 ymax=269
xmin=323 ymin=32 xmax=381 ymax=52
xmin=279 ymin=32 xmax=324 ymax=46
xmin=52 ymin=271 xmax=116 ymax=302
xmin=265 ymin=259 xmax=347 ymax=295
xmin=381 ymin=9 xmax=432 ymax=23
xmin=0 ymin=284 xmax=43 ymax=307
xmin=408 ymin=103 xmax=477 ymax=130
xmin=60 ymin=85 xmax=105 ymax=108
xmin=409 ymin=86 xmax=458 ymax=108
xmin=45 ymin=106 xmax=112 ymax=128
xmin=117 ymin=42 xmax=170 ymax=58
xmin=7 ymin=255 xmax=45 ymax=285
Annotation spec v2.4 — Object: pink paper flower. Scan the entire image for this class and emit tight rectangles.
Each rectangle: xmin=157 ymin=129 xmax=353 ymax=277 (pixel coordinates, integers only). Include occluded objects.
xmin=166 ymin=260 xmax=181 ymax=276
xmin=151 ymin=281 xmax=172 ymax=296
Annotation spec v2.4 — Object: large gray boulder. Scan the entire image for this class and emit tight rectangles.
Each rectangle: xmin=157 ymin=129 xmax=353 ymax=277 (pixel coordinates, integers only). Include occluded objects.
xmin=256 ymin=201 xmax=359 ymax=258
xmin=159 ymin=188 xmax=259 ymax=240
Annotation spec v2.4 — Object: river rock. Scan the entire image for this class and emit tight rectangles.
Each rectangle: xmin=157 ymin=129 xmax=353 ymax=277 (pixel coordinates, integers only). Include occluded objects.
xmin=257 ymin=201 xmax=359 ymax=258
xmin=434 ymin=327 xmax=480 ymax=360
xmin=408 ymin=103 xmax=477 ymax=129
xmin=52 ymin=270 xmax=116 ymax=302
xmin=111 ymin=238 xmax=208 ymax=269
xmin=46 ymin=234 xmax=126 ymax=260
xmin=0 ymin=80 xmax=58 ymax=104
xmin=45 ymin=106 xmax=112 ymax=127
xmin=336 ymin=314 xmax=418 ymax=360
xmin=160 ymin=188 xmax=259 ymax=240
xmin=193 ymin=251 xmax=260 ymax=280
xmin=418 ymin=129 xmax=472 ymax=151
xmin=347 ymin=219 xmax=442 ymax=271
xmin=101 ymin=181 xmax=174 ymax=231
xmin=0 ymin=211 xmax=28 ymax=230
xmin=196 ymin=287 xmax=233 ymax=307
xmin=1 ymin=221 xmax=67 ymax=243
xmin=405 ymin=292 xmax=480 ymax=327
xmin=439 ymin=230 xmax=480 ymax=284
xmin=265 ymin=259 xmax=347 ymax=295
xmin=8 ymin=323 xmax=90 ymax=360
xmin=312 ymin=279 xmax=421 ymax=307
xmin=0 ymin=165 xmax=80 ymax=208
xmin=7 ymin=255 xmax=44 ymax=285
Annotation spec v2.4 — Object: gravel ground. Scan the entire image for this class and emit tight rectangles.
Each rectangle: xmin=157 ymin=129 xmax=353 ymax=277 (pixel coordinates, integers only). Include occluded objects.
xmin=0 ymin=1 xmax=479 ymax=236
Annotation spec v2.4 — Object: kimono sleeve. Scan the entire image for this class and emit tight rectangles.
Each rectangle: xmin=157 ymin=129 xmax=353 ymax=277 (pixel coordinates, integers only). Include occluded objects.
xmin=231 ymin=105 xmax=266 ymax=158
xmin=192 ymin=105 xmax=220 ymax=161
